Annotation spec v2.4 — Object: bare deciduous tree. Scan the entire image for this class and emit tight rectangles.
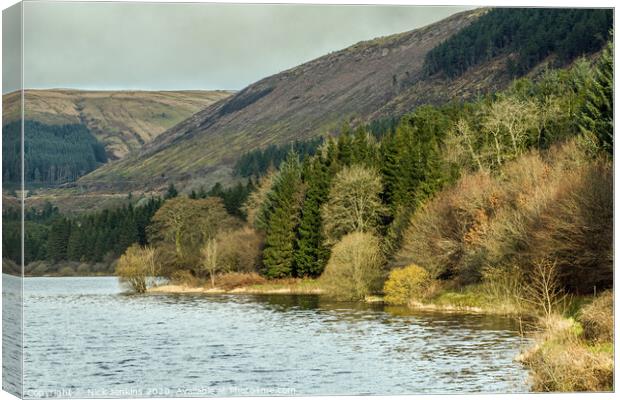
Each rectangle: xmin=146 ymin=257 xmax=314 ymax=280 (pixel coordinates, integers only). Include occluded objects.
xmin=321 ymin=164 xmax=386 ymax=245
xmin=115 ymin=245 xmax=158 ymax=293
xmin=321 ymin=232 xmax=385 ymax=300
xmin=201 ymin=237 xmax=219 ymax=287
xmin=522 ymin=259 xmax=567 ymax=319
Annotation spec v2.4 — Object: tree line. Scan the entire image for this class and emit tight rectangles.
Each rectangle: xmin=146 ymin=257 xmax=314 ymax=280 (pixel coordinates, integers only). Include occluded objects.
xmin=424 ymin=8 xmax=612 ymax=78
xmin=2 ymin=120 xmax=107 ymax=185
xmin=2 ymin=179 xmax=256 ymax=270
xmin=6 ymin=42 xmax=612 ymax=299
xmin=120 ymin=42 xmax=611 ymax=297
xmin=233 ymin=137 xmax=323 ymax=178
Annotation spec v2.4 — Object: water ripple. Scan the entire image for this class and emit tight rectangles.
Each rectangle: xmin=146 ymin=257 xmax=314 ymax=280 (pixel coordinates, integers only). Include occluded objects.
xmin=15 ymin=276 xmax=532 ymax=397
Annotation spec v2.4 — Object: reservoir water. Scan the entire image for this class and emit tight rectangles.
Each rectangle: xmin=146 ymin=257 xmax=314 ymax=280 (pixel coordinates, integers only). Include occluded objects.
xmin=5 ymin=275 xmax=532 ymax=397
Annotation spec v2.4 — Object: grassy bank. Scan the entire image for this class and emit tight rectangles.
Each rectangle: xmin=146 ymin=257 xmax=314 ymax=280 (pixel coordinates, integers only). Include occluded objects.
xmin=414 ymin=285 xmax=613 ymax=392
xmin=518 ymin=292 xmax=614 ymax=392
xmin=147 ymin=272 xmax=324 ymax=295
xmin=378 ymin=264 xmax=613 ymax=392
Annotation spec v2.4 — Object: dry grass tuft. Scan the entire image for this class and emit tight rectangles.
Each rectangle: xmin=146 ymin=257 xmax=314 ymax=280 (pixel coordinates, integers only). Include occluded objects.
xmin=169 ymin=269 xmax=201 ymax=287
xmin=214 ymin=272 xmax=267 ymax=290
xmin=521 ymin=336 xmax=613 ymax=392
xmin=579 ymin=291 xmax=614 ymax=343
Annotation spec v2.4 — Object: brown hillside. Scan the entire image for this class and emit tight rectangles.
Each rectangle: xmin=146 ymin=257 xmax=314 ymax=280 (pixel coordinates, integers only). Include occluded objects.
xmin=81 ymin=9 xmax=490 ymax=191
xmin=2 ymin=89 xmax=232 ymax=159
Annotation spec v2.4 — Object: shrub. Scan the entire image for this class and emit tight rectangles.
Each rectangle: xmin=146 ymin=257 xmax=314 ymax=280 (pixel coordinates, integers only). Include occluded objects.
xmin=396 ymin=140 xmax=611 ymax=294
xmin=200 ymin=238 xmax=219 ymax=287
xmin=115 ymin=245 xmax=158 ymax=293
xmin=76 ymin=263 xmax=92 ymax=275
xmin=521 ymin=331 xmax=613 ymax=392
xmin=481 ymin=265 xmax=525 ymax=314
xmin=198 ymin=227 xmax=262 ymax=287
xmin=214 ymin=272 xmax=266 ymax=290
xmin=395 ymin=170 xmax=497 ymax=282
xmin=91 ymin=262 xmax=110 ymax=274
xmin=217 ymin=227 xmax=262 ymax=273
xmin=169 ymin=269 xmax=199 ymax=287
xmin=579 ymin=291 xmax=613 ymax=343
xmin=530 ymin=159 xmax=613 ymax=293
xmin=31 ymin=261 xmax=51 ymax=276
xmin=383 ymin=264 xmax=432 ymax=305
xmin=522 ymin=259 xmax=567 ymax=320
xmin=58 ymin=266 xmax=76 ymax=276
xmin=320 ymin=232 xmax=385 ymax=300
xmin=2 ymin=259 xmax=20 ymax=275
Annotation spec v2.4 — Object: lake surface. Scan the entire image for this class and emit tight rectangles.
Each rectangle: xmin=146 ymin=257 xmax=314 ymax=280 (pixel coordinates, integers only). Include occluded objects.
xmin=8 ymin=275 xmax=532 ymax=397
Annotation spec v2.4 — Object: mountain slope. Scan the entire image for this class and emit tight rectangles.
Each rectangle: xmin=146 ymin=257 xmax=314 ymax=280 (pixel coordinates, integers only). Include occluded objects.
xmin=79 ymin=7 xmax=610 ymax=192
xmin=2 ymin=89 xmax=233 ymax=160
xmin=81 ymin=9 xmax=486 ymax=190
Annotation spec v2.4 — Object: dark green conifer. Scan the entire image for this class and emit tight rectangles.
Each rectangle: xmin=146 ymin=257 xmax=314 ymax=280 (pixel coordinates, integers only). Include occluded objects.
xmin=294 ymin=156 xmax=331 ymax=277
xmin=46 ymin=217 xmax=71 ymax=262
xmin=578 ymin=40 xmax=613 ymax=155
xmin=164 ymin=183 xmax=178 ymax=199
xmin=262 ymin=152 xmax=304 ymax=278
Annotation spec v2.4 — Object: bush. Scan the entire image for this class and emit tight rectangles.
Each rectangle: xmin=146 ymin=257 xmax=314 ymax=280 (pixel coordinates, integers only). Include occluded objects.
xmin=520 ymin=294 xmax=613 ymax=393
xmin=58 ymin=266 xmax=76 ymax=276
xmin=481 ymin=265 xmax=525 ymax=314
xmin=91 ymin=262 xmax=110 ymax=274
xmin=115 ymin=245 xmax=158 ymax=293
xmin=530 ymin=159 xmax=613 ymax=292
xmin=383 ymin=264 xmax=432 ymax=305
xmin=169 ymin=269 xmax=199 ymax=287
xmin=521 ymin=329 xmax=613 ymax=392
xmin=579 ymin=291 xmax=613 ymax=343
xmin=217 ymin=227 xmax=263 ymax=273
xmin=2 ymin=259 xmax=20 ymax=275
xmin=396 ymin=169 xmax=497 ymax=282
xmin=396 ymin=140 xmax=612 ymax=294
xmin=214 ymin=272 xmax=266 ymax=290
xmin=320 ymin=232 xmax=385 ymax=300
xmin=30 ymin=261 xmax=51 ymax=276
xmin=77 ymin=263 xmax=92 ymax=275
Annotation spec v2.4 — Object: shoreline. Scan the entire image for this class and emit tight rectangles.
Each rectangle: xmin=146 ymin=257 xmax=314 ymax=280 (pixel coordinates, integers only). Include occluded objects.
xmin=147 ymin=282 xmax=324 ymax=295
xmin=147 ymin=283 xmax=510 ymax=315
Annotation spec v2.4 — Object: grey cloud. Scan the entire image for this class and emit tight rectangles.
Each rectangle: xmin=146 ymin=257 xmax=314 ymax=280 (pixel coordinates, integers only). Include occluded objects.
xmin=10 ymin=2 xmax=473 ymax=93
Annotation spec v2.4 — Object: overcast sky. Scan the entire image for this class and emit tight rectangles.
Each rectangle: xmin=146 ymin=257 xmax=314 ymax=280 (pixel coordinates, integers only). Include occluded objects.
xmin=3 ymin=2 xmax=472 ymax=93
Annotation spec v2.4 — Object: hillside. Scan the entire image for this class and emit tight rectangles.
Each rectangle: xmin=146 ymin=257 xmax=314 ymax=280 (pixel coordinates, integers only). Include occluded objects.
xmin=79 ymin=7 xmax=611 ymax=192
xmin=79 ymin=8 xmax=486 ymax=190
xmin=2 ymin=89 xmax=232 ymax=160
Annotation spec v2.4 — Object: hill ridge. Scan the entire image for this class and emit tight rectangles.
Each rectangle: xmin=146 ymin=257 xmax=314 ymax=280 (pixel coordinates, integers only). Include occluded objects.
xmin=81 ymin=8 xmax=485 ymax=190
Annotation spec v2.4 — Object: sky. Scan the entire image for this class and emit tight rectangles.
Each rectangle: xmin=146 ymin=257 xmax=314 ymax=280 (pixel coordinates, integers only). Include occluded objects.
xmin=3 ymin=2 xmax=472 ymax=93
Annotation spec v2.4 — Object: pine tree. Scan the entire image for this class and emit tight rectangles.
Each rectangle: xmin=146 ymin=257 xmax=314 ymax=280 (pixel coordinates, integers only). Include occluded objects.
xmin=294 ymin=156 xmax=331 ymax=277
xmin=336 ymin=123 xmax=353 ymax=166
xmin=67 ymin=223 xmax=87 ymax=261
xmin=116 ymin=212 xmax=139 ymax=255
xmin=578 ymin=40 xmax=613 ymax=155
xmin=93 ymin=229 xmax=108 ymax=262
xmin=382 ymin=107 xmax=448 ymax=256
xmin=164 ymin=183 xmax=178 ymax=199
xmin=392 ymin=107 xmax=448 ymax=208
xmin=379 ymin=131 xmax=401 ymax=215
xmin=46 ymin=217 xmax=71 ymax=262
xmin=261 ymin=152 xmax=304 ymax=278
xmin=352 ymin=126 xmax=379 ymax=167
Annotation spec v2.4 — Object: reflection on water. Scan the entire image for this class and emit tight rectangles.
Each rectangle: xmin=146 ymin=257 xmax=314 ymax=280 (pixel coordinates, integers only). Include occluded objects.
xmin=17 ymin=275 xmax=531 ymax=398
